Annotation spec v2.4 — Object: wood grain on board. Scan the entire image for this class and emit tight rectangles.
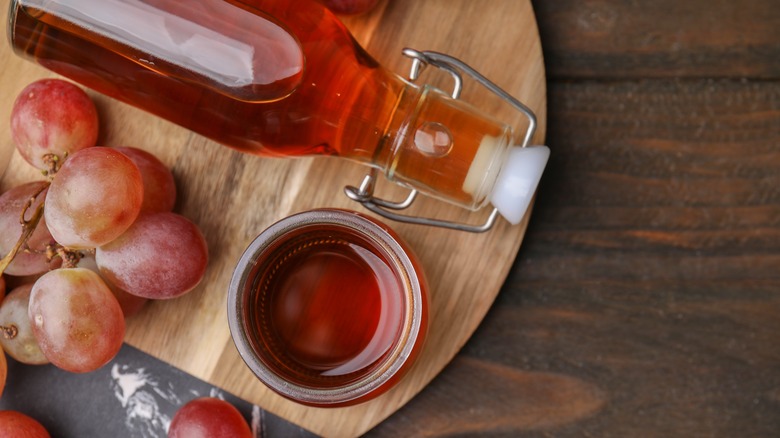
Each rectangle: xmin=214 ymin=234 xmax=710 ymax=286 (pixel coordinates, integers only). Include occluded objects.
xmin=0 ymin=1 xmax=546 ymax=437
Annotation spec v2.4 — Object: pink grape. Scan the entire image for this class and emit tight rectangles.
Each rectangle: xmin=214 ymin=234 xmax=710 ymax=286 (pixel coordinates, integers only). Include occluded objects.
xmin=114 ymin=146 xmax=176 ymax=213
xmin=106 ymin=280 xmax=148 ymax=318
xmin=96 ymin=212 xmax=208 ymax=300
xmin=45 ymin=147 xmax=143 ymax=249
xmin=0 ymin=182 xmax=58 ymax=276
xmin=0 ymin=283 xmax=48 ymax=365
xmin=29 ymin=268 xmax=125 ymax=373
xmin=10 ymin=78 xmax=98 ymax=171
xmin=77 ymin=255 xmax=147 ymax=317
xmin=0 ymin=411 xmax=51 ymax=438
xmin=168 ymin=398 xmax=252 ymax=438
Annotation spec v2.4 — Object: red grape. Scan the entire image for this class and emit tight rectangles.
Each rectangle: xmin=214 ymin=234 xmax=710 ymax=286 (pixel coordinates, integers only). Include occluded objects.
xmin=0 ymin=276 xmax=5 ymax=300
xmin=77 ymin=256 xmax=147 ymax=317
xmin=168 ymin=397 xmax=252 ymax=438
xmin=318 ymin=0 xmax=381 ymax=15
xmin=10 ymin=79 xmax=98 ymax=172
xmin=114 ymin=146 xmax=177 ymax=213
xmin=96 ymin=212 xmax=208 ymax=300
xmin=107 ymin=281 xmax=148 ymax=318
xmin=29 ymin=268 xmax=125 ymax=373
xmin=45 ymin=147 xmax=143 ymax=249
xmin=0 ymin=182 xmax=58 ymax=276
xmin=0 ymin=411 xmax=51 ymax=438
xmin=0 ymin=283 xmax=48 ymax=365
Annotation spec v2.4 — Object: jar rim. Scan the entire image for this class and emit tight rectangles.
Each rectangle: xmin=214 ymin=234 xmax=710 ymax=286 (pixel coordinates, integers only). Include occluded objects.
xmin=227 ymin=209 xmax=425 ymax=405
xmin=7 ymin=0 xmax=19 ymax=53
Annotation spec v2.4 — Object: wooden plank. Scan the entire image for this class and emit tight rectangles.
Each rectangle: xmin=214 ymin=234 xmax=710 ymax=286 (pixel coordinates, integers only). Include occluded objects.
xmin=0 ymin=1 xmax=546 ymax=436
xmin=532 ymin=0 xmax=780 ymax=78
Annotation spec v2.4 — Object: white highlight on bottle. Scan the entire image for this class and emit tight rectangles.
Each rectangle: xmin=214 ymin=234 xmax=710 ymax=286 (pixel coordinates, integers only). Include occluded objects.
xmin=414 ymin=122 xmax=453 ymax=157
xmin=24 ymin=0 xmax=302 ymax=95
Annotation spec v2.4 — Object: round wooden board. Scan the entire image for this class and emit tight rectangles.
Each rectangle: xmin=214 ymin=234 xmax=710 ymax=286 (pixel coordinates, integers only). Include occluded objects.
xmin=0 ymin=1 xmax=546 ymax=436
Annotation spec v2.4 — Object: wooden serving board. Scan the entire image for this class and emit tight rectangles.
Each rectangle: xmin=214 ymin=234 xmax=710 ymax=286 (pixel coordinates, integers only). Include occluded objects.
xmin=0 ymin=1 xmax=546 ymax=436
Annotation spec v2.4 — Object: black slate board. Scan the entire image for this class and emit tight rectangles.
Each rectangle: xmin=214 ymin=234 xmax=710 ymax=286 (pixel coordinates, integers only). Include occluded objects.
xmin=0 ymin=343 xmax=318 ymax=438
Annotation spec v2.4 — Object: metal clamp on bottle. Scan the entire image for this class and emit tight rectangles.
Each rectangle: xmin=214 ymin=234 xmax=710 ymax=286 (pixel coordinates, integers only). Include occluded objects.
xmin=345 ymin=48 xmax=549 ymax=233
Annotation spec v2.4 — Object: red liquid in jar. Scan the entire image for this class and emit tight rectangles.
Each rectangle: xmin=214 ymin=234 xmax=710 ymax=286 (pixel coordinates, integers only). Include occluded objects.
xmin=248 ymin=226 xmax=405 ymax=389
xmin=228 ymin=209 xmax=428 ymax=406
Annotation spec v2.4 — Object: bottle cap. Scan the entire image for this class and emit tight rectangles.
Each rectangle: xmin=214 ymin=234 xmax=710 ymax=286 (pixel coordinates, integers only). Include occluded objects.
xmin=490 ymin=145 xmax=549 ymax=225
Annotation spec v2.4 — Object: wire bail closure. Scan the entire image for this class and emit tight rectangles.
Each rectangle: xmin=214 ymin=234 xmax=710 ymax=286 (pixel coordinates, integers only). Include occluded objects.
xmin=344 ymin=48 xmax=538 ymax=233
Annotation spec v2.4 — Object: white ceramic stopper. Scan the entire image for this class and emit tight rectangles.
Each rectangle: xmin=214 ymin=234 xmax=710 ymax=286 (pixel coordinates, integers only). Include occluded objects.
xmin=490 ymin=145 xmax=550 ymax=225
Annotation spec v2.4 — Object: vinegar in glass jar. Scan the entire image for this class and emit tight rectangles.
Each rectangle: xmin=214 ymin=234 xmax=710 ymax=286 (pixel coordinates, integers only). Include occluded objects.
xmin=229 ymin=209 xmax=428 ymax=407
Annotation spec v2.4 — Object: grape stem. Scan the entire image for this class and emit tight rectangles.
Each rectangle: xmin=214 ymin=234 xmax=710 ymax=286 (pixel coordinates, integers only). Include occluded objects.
xmin=0 ymin=324 xmax=18 ymax=340
xmin=0 ymin=182 xmax=49 ymax=276
xmin=42 ymin=152 xmax=63 ymax=177
xmin=55 ymin=246 xmax=82 ymax=268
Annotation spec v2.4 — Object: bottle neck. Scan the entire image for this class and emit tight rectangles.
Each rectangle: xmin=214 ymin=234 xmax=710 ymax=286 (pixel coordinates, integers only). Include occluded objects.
xmin=361 ymin=79 xmax=513 ymax=211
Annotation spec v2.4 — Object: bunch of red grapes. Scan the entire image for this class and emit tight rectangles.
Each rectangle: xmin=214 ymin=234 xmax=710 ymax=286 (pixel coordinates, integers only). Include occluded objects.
xmin=0 ymin=79 xmax=209 ymax=386
xmin=0 ymin=77 xmax=269 ymax=437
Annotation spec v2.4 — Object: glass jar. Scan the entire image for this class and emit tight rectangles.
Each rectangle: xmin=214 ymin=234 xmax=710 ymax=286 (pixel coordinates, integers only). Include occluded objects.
xmin=227 ymin=209 xmax=427 ymax=407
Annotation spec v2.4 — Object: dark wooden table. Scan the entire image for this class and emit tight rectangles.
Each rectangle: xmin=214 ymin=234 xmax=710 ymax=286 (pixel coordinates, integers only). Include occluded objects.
xmin=368 ymin=1 xmax=780 ymax=436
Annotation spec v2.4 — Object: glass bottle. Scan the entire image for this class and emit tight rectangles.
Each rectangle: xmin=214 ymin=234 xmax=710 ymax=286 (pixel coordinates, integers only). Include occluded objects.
xmin=7 ymin=0 xmax=548 ymax=230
